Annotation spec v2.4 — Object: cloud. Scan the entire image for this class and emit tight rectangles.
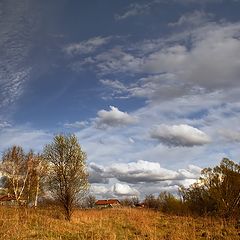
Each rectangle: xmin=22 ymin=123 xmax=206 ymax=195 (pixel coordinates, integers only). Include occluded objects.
xmin=0 ymin=121 xmax=11 ymax=129
xmin=112 ymin=183 xmax=139 ymax=197
xmin=115 ymin=2 xmax=153 ymax=20
xmin=90 ymin=183 xmax=139 ymax=198
xmin=168 ymin=11 xmax=214 ymax=27
xmin=0 ymin=126 xmax=51 ymax=154
xmin=64 ymin=36 xmax=112 ymax=56
xmin=150 ymin=124 xmax=211 ymax=147
xmin=73 ymin=22 xmax=240 ymax=103
xmin=89 ymin=160 xmax=202 ymax=184
xmin=96 ymin=106 xmax=137 ymax=128
xmin=0 ymin=0 xmax=39 ymax=113
xmin=64 ymin=121 xmax=88 ymax=129
xmin=90 ymin=185 xmax=109 ymax=196
xmin=218 ymin=129 xmax=240 ymax=143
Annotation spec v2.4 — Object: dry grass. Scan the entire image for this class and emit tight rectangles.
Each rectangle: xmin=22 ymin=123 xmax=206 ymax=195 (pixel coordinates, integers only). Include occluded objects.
xmin=0 ymin=206 xmax=239 ymax=239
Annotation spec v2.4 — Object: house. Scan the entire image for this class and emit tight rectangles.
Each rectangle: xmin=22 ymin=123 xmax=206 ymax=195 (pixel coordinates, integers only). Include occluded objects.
xmin=95 ymin=199 xmax=121 ymax=208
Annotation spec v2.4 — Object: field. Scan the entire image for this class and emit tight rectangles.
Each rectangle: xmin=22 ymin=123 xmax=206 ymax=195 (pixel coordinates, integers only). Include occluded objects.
xmin=0 ymin=207 xmax=239 ymax=240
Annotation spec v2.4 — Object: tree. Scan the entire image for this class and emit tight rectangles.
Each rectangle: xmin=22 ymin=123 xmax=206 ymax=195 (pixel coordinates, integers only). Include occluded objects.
xmin=200 ymin=158 xmax=240 ymax=218
xmin=82 ymin=194 xmax=96 ymax=208
xmin=0 ymin=146 xmax=49 ymax=207
xmin=0 ymin=146 xmax=30 ymax=205
xmin=25 ymin=152 xmax=49 ymax=207
xmin=180 ymin=158 xmax=240 ymax=218
xmin=44 ymin=134 xmax=89 ymax=221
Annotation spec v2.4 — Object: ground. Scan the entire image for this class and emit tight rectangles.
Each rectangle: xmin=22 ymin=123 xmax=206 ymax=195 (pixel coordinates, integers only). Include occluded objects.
xmin=0 ymin=207 xmax=239 ymax=239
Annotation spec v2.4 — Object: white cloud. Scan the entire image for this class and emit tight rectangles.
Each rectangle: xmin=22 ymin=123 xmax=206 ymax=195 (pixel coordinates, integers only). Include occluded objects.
xmin=169 ymin=11 xmax=214 ymax=27
xmin=150 ymin=124 xmax=211 ymax=147
xmin=96 ymin=106 xmax=137 ymax=128
xmin=90 ymin=185 xmax=109 ymax=196
xmin=64 ymin=121 xmax=88 ymax=129
xmin=218 ymin=129 xmax=240 ymax=143
xmin=0 ymin=127 xmax=52 ymax=154
xmin=0 ymin=1 xmax=39 ymax=112
xmin=81 ymin=22 xmax=240 ymax=103
xmin=89 ymin=160 xmax=202 ymax=184
xmin=64 ymin=36 xmax=111 ymax=56
xmin=0 ymin=121 xmax=11 ymax=129
xmin=112 ymin=183 xmax=139 ymax=197
xmin=115 ymin=2 xmax=153 ymax=20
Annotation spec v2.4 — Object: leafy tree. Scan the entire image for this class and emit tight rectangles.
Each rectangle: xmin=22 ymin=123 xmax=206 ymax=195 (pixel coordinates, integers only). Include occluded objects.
xmin=44 ymin=134 xmax=89 ymax=221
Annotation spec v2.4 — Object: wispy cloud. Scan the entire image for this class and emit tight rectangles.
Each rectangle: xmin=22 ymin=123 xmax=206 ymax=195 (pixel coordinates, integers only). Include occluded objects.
xmin=168 ymin=11 xmax=214 ymax=27
xmin=115 ymin=2 xmax=154 ymax=20
xmin=0 ymin=126 xmax=52 ymax=154
xmin=64 ymin=121 xmax=89 ymax=129
xmin=0 ymin=0 xmax=39 ymax=114
xmin=64 ymin=36 xmax=112 ymax=56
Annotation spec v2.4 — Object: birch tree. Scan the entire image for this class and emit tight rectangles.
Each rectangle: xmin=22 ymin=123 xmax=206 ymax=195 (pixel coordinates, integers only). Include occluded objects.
xmin=25 ymin=152 xmax=49 ymax=207
xmin=0 ymin=146 xmax=30 ymax=204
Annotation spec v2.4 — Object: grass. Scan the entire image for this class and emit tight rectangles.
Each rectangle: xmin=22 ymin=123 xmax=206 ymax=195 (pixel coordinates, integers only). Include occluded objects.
xmin=0 ymin=206 xmax=239 ymax=239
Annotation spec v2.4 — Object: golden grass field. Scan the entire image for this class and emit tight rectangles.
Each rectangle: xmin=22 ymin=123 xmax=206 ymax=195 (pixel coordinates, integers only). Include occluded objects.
xmin=0 ymin=206 xmax=239 ymax=240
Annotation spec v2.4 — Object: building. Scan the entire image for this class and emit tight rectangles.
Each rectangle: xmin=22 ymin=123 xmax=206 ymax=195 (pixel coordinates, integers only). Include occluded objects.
xmin=95 ymin=199 xmax=121 ymax=208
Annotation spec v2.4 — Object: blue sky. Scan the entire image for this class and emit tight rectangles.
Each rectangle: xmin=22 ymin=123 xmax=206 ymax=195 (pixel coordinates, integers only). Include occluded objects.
xmin=1 ymin=0 xmax=240 ymax=198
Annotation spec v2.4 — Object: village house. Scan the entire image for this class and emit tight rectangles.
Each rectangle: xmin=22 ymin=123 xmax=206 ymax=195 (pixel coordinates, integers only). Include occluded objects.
xmin=95 ymin=199 xmax=121 ymax=208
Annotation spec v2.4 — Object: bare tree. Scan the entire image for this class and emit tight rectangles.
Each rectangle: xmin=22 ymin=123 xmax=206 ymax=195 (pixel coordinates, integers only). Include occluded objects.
xmin=0 ymin=146 xmax=30 ymax=204
xmin=25 ymin=152 xmax=49 ymax=207
xmin=82 ymin=194 xmax=96 ymax=208
xmin=44 ymin=134 xmax=89 ymax=221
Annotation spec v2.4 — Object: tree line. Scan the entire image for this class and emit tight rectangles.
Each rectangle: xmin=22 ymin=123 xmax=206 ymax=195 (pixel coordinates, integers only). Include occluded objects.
xmin=138 ymin=158 xmax=240 ymax=219
xmin=0 ymin=134 xmax=88 ymax=221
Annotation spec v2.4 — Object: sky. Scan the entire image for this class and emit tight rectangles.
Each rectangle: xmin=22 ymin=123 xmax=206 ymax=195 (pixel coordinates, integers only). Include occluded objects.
xmin=0 ymin=0 xmax=240 ymax=199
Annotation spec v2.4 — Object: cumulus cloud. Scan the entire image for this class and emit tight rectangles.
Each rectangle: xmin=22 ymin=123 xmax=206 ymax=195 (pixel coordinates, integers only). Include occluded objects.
xmin=90 ymin=185 xmax=109 ymax=196
xmin=150 ymin=124 xmax=211 ymax=147
xmin=90 ymin=183 xmax=139 ymax=198
xmin=112 ymin=183 xmax=139 ymax=196
xmin=88 ymin=160 xmax=202 ymax=184
xmin=96 ymin=106 xmax=137 ymax=128
xmin=64 ymin=36 xmax=111 ymax=56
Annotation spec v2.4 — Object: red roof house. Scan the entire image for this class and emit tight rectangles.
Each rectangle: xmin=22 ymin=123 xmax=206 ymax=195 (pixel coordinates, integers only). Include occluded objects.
xmin=95 ymin=199 xmax=121 ymax=208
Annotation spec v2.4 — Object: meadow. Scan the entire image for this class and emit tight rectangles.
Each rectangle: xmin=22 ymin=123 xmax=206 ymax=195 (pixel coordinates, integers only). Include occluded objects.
xmin=0 ymin=207 xmax=239 ymax=240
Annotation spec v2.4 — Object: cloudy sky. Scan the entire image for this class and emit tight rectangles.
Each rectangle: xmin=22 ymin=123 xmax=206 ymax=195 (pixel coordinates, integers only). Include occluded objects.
xmin=1 ymin=0 xmax=240 ymax=199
